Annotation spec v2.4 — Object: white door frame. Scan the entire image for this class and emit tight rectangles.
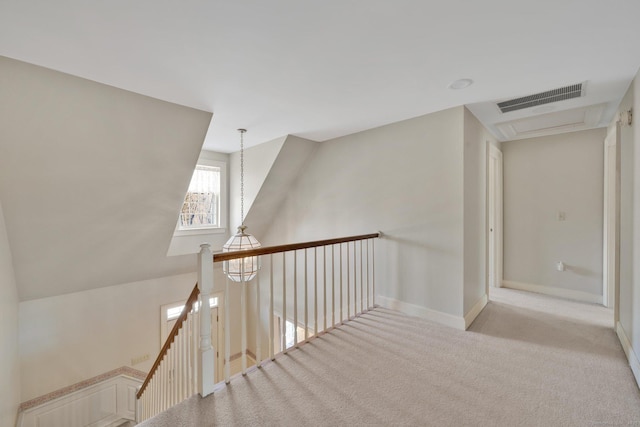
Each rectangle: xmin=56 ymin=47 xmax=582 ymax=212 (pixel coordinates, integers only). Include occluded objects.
xmin=603 ymin=125 xmax=620 ymax=323
xmin=488 ymin=144 xmax=504 ymax=291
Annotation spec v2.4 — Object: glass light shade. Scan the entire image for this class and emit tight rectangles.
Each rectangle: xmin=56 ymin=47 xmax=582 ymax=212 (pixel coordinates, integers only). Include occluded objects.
xmin=222 ymin=226 xmax=261 ymax=282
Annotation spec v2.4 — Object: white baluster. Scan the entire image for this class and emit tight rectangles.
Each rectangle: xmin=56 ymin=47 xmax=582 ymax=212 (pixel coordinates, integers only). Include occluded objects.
xmin=332 ymin=244 xmax=335 ymax=328
xmin=314 ymin=247 xmax=318 ymax=336
xmin=150 ymin=378 xmax=154 ymax=418
xmin=191 ymin=311 xmax=197 ymax=394
xmin=294 ymin=250 xmax=298 ymax=347
xmin=135 ymin=389 xmax=140 ymax=423
xmin=183 ymin=320 xmax=188 ymax=397
xmin=372 ymin=238 xmax=376 ymax=307
xmin=224 ymin=275 xmax=231 ymax=383
xmin=353 ymin=241 xmax=357 ymax=316
xmin=178 ymin=332 xmax=182 ymax=403
xmin=162 ymin=359 xmax=166 ymax=412
xmin=171 ymin=348 xmax=176 ymax=406
xmin=179 ymin=325 xmax=184 ymax=402
xmin=323 ymin=245 xmax=327 ymax=332
xmin=347 ymin=242 xmax=350 ymax=320
xmin=168 ymin=350 xmax=172 ymax=408
xmin=304 ymin=249 xmax=308 ymax=341
xmin=340 ymin=243 xmax=343 ymax=324
xmin=256 ymin=267 xmax=262 ymax=367
xmin=282 ymin=253 xmax=287 ymax=353
xmin=241 ymin=262 xmax=247 ymax=375
xmin=197 ymin=243 xmax=215 ymax=397
xmin=360 ymin=240 xmax=364 ymax=314
xmin=193 ymin=311 xmax=198 ymax=393
xmin=186 ymin=314 xmax=192 ymax=395
xmin=366 ymin=239 xmax=370 ymax=310
xmin=140 ymin=395 xmax=143 ymax=421
xmin=269 ymin=255 xmax=275 ymax=361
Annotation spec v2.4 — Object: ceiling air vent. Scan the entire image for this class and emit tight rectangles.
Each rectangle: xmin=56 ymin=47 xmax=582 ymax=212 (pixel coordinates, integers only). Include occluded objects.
xmin=497 ymin=83 xmax=584 ymax=113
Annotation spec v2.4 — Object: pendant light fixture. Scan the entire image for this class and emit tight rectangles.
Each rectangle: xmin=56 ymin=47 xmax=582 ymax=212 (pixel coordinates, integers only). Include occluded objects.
xmin=222 ymin=129 xmax=261 ymax=282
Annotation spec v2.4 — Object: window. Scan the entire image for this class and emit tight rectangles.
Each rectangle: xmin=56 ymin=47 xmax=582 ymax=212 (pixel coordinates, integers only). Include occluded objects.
xmin=175 ymin=157 xmax=227 ymax=234
xmin=166 ymin=297 xmax=219 ymax=321
xmin=179 ymin=165 xmax=220 ymax=229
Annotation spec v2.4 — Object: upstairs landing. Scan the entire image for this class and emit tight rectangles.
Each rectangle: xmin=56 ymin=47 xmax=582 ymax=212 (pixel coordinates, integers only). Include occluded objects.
xmin=141 ymin=289 xmax=640 ymax=426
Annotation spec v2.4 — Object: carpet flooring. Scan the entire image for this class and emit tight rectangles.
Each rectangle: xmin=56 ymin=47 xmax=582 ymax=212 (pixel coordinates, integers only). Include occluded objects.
xmin=139 ymin=288 xmax=640 ymax=426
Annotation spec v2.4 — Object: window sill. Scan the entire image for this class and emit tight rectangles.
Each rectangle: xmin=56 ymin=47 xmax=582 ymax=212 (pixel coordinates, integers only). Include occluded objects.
xmin=173 ymin=227 xmax=227 ymax=238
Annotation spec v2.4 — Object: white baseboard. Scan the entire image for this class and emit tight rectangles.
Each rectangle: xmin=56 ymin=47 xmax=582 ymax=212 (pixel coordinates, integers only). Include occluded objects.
xmin=501 ymin=280 xmax=603 ymax=305
xmin=376 ymin=295 xmax=465 ymax=330
xmin=616 ymin=322 xmax=640 ymax=389
xmin=464 ymin=294 xmax=488 ymax=330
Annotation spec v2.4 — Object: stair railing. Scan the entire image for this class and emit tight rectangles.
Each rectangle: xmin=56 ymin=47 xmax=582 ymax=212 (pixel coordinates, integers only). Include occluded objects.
xmin=136 ymin=283 xmax=200 ymax=421
xmin=214 ymin=232 xmax=380 ymax=383
xmin=136 ymin=232 xmax=381 ymax=422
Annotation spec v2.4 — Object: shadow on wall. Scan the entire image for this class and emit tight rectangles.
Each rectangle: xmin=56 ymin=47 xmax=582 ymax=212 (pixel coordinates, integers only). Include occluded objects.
xmin=381 ymin=220 xmax=461 ymax=306
xmin=563 ymin=264 xmax=600 ymax=278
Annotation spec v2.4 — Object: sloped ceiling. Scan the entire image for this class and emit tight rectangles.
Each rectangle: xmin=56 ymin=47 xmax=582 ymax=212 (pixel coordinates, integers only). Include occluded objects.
xmin=1 ymin=1 xmax=640 ymax=151
xmin=0 ymin=57 xmax=212 ymax=300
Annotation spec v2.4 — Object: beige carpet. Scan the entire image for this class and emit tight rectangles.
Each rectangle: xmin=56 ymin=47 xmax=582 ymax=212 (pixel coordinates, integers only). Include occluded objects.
xmin=140 ymin=288 xmax=640 ymax=426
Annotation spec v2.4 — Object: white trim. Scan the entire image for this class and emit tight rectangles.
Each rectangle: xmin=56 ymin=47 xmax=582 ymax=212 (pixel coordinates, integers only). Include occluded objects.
xmin=616 ymin=322 xmax=640 ymax=389
xmin=488 ymin=144 xmax=503 ymax=290
xmin=173 ymin=227 xmax=227 ymax=237
xmin=376 ymin=295 xmax=465 ymax=330
xmin=502 ymin=280 xmax=603 ymax=304
xmin=464 ymin=294 xmax=488 ymax=329
xmin=602 ymin=128 xmax=618 ymax=309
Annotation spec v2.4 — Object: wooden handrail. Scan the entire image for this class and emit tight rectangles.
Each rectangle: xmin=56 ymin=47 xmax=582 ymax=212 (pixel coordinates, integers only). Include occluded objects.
xmin=213 ymin=232 xmax=380 ymax=262
xmin=137 ymin=283 xmax=200 ymax=399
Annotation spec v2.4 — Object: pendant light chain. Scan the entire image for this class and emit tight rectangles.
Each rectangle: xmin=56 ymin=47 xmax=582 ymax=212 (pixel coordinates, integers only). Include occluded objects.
xmin=239 ymin=129 xmax=245 ymax=227
xmin=223 ymin=127 xmax=261 ymax=283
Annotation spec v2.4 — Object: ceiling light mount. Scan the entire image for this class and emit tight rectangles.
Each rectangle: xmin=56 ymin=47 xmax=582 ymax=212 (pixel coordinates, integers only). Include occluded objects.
xmin=448 ymin=79 xmax=474 ymax=90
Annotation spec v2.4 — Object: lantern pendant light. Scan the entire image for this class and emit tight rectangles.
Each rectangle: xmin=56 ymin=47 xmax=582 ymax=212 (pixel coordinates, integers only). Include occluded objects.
xmin=222 ymin=129 xmax=261 ymax=282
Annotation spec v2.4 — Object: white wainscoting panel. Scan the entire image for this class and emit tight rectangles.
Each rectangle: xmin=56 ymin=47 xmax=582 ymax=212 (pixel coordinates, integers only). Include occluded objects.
xmin=18 ymin=374 xmax=142 ymax=427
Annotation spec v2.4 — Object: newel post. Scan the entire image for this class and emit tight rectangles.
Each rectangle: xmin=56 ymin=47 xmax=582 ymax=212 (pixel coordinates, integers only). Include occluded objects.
xmin=197 ymin=243 xmax=215 ymax=397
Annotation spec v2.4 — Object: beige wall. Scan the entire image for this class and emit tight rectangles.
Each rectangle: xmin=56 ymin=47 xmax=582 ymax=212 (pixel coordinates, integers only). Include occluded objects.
xmin=229 ymin=136 xmax=287 ymax=233
xmin=502 ymin=128 xmax=606 ymax=299
xmin=261 ymin=107 xmax=466 ymax=318
xmin=0 ymin=200 xmax=20 ymax=426
xmin=0 ymin=56 xmax=211 ymax=301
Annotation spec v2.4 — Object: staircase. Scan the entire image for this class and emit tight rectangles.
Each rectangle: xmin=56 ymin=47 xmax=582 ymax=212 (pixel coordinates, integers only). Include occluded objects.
xmin=136 ymin=232 xmax=381 ymax=422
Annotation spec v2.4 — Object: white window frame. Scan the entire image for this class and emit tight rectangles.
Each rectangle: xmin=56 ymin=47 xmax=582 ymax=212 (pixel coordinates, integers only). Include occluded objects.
xmin=174 ymin=157 xmax=227 ymax=236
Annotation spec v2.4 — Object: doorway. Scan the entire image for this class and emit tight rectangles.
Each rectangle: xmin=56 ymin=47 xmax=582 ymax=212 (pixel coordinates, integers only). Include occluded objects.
xmin=603 ymin=125 xmax=620 ymax=324
xmin=488 ymin=144 xmax=503 ymax=293
xmin=160 ymin=294 xmax=223 ymax=382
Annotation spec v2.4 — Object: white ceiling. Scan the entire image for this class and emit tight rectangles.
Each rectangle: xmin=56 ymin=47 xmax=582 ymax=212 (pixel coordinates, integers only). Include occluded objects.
xmin=1 ymin=1 xmax=639 ymax=152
